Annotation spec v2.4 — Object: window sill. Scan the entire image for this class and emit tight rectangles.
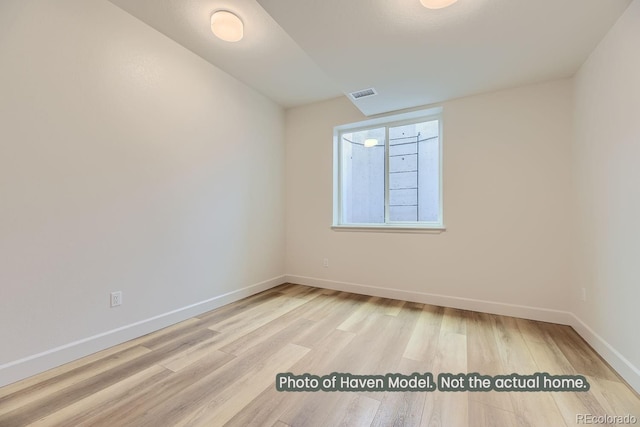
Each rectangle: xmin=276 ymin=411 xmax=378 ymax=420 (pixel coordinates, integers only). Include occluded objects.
xmin=331 ymin=224 xmax=446 ymax=234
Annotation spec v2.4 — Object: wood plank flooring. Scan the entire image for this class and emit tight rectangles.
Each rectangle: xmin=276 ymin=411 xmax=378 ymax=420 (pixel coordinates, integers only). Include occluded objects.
xmin=1 ymin=284 xmax=638 ymax=426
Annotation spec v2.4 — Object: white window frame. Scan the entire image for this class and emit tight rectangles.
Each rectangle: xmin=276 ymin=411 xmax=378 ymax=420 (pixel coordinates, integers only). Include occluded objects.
xmin=332 ymin=107 xmax=445 ymax=232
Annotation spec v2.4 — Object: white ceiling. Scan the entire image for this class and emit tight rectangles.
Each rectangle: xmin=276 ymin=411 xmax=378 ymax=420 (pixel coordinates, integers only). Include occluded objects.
xmin=109 ymin=0 xmax=631 ymax=116
xmin=107 ymin=0 xmax=342 ymax=108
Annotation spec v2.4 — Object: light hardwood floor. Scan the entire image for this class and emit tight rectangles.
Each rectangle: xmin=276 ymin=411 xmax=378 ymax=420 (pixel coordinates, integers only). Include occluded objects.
xmin=1 ymin=284 xmax=638 ymax=426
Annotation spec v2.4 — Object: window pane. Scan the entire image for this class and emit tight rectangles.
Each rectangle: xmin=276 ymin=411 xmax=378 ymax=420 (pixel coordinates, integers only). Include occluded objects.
xmin=340 ymin=127 xmax=385 ymax=224
xmin=388 ymin=120 xmax=440 ymax=222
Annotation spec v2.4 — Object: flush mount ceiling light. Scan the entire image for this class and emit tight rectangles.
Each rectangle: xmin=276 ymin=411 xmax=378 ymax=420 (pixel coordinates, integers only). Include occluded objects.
xmin=364 ymin=138 xmax=379 ymax=148
xmin=420 ymin=0 xmax=458 ymax=9
xmin=211 ymin=10 xmax=243 ymax=42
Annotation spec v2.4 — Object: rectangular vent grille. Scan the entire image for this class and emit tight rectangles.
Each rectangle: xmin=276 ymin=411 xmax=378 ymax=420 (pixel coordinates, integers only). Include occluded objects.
xmin=349 ymin=88 xmax=377 ymax=100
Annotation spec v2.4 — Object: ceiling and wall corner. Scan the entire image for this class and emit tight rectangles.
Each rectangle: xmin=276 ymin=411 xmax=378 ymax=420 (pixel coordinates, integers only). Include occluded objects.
xmin=108 ymin=0 xmax=631 ymax=116
xmin=106 ymin=0 xmax=342 ymax=108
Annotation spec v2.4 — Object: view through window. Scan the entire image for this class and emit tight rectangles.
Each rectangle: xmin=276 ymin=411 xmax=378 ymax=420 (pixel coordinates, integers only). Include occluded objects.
xmin=336 ymin=114 xmax=442 ymax=228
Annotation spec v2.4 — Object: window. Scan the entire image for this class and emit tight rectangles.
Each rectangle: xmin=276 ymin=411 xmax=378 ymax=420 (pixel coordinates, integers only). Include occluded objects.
xmin=333 ymin=109 xmax=443 ymax=230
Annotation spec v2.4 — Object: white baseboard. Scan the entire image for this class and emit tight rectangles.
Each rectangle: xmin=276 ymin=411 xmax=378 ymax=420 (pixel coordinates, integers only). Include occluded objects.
xmin=0 ymin=275 xmax=286 ymax=388
xmin=4 ymin=274 xmax=638 ymax=395
xmin=569 ymin=314 xmax=640 ymax=393
xmin=285 ymin=275 xmax=573 ymax=325
xmin=285 ymin=274 xmax=640 ymax=394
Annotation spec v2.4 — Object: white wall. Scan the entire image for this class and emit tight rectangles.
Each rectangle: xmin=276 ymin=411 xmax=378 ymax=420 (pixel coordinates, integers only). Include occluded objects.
xmin=285 ymin=79 xmax=574 ymax=319
xmin=572 ymin=0 xmax=640 ymax=390
xmin=2 ymin=0 xmax=636 ymax=394
xmin=0 ymin=0 xmax=285 ymax=386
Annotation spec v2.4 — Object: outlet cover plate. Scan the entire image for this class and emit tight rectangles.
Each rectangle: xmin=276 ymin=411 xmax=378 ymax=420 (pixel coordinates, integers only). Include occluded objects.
xmin=111 ymin=291 xmax=123 ymax=307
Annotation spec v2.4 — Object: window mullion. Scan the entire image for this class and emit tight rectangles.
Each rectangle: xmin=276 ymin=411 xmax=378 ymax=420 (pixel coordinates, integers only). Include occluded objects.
xmin=384 ymin=126 xmax=390 ymax=224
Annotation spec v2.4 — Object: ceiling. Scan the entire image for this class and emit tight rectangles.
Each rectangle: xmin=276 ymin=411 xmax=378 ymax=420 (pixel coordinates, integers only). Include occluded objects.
xmin=108 ymin=0 xmax=631 ymax=116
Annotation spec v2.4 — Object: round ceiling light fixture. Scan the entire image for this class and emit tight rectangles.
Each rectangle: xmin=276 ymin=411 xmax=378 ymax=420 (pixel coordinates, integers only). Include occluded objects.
xmin=420 ymin=0 xmax=458 ymax=9
xmin=211 ymin=10 xmax=244 ymax=42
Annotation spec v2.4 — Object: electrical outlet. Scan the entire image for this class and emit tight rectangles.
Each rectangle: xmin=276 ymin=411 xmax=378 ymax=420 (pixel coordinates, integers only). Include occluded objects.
xmin=323 ymin=258 xmax=329 ymax=268
xmin=581 ymin=288 xmax=587 ymax=302
xmin=111 ymin=291 xmax=123 ymax=307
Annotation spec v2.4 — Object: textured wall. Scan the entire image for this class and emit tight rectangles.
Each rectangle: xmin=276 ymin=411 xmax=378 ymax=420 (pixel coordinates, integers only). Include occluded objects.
xmin=0 ymin=0 xmax=285 ymax=384
xmin=285 ymin=79 xmax=573 ymax=312
xmin=572 ymin=0 xmax=640 ymax=389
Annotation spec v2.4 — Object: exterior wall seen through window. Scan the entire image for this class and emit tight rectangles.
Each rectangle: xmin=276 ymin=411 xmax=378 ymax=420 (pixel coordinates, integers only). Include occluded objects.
xmin=335 ymin=112 xmax=443 ymax=230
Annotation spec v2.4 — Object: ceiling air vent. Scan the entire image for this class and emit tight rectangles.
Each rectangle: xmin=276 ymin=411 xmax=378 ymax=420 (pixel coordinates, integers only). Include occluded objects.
xmin=349 ymin=88 xmax=377 ymax=101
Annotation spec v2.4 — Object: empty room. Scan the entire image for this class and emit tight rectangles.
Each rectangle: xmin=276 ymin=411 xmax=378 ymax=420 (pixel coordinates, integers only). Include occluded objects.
xmin=1 ymin=0 xmax=639 ymax=425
